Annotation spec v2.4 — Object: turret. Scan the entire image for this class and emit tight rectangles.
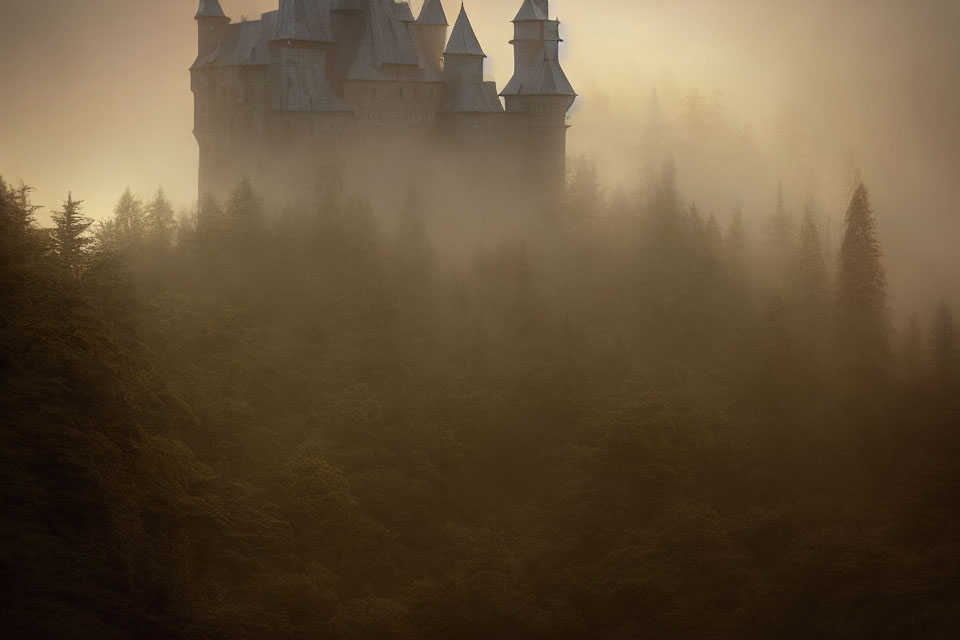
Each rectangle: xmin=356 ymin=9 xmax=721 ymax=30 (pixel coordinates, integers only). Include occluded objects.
xmin=502 ymin=0 xmax=576 ymax=190
xmin=196 ymin=0 xmax=230 ymax=61
xmin=443 ymin=5 xmax=485 ymax=97
xmin=409 ymin=0 xmax=448 ymax=75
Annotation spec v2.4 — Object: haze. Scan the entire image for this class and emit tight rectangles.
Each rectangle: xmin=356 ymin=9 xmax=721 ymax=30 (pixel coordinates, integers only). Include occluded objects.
xmin=1 ymin=0 xmax=958 ymax=314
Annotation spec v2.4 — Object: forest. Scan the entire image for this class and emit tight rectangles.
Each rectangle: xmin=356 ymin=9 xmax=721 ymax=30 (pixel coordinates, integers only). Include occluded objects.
xmin=1 ymin=157 xmax=959 ymax=638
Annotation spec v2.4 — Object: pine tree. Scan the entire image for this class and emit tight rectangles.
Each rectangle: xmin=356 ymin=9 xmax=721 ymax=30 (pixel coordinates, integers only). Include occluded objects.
xmin=51 ymin=192 xmax=93 ymax=278
xmin=146 ymin=187 xmax=176 ymax=245
xmin=113 ymin=187 xmax=145 ymax=248
xmin=725 ymin=203 xmax=748 ymax=284
xmin=794 ymin=212 xmax=829 ymax=316
xmin=0 ymin=179 xmax=42 ymax=259
xmin=931 ymin=301 xmax=959 ymax=391
xmin=836 ymin=180 xmax=889 ymax=388
xmin=227 ymin=177 xmax=264 ymax=245
xmin=765 ymin=183 xmax=794 ymax=287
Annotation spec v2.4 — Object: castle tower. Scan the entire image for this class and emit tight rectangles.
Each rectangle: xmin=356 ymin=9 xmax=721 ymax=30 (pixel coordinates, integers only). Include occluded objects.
xmin=501 ymin=0 xmax=576 ymax=191
xmin=196 ymin=0 xmax=230 ymax=60
xmin=409 ymin=0 xmax=448 ymax=76
xmin=193 ymin=1 xmax=231 ymax=200
xmin=443 ymin=4 xmax=486 ymax=106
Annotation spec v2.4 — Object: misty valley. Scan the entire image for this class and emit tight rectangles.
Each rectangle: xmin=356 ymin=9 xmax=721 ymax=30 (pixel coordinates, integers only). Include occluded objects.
xmin=2 ymin=0 xmax=960 ymax=638
xmin=2 ymin=156 xmax=959 ymax=636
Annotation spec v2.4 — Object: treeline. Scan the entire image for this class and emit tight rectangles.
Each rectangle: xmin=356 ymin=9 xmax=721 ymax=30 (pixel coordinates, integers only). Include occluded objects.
xmin=1 ymin=165 xmax=959 ymax=638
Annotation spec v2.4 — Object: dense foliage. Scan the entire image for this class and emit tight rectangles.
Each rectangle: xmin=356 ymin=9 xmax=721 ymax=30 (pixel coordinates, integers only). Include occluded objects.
xmin=1 ymin=166 xmax=958 ymax=638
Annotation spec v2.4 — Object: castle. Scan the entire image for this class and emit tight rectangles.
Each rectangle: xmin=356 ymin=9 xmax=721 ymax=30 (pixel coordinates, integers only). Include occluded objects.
xmin=190 ymin=0 xmax=575 ymax=205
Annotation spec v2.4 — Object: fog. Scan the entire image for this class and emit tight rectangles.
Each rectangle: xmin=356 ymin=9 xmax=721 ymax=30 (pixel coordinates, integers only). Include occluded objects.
xmin=2 ymin=1 xmax=958 ymax=319
xmin=3 ymin=3 xmax=960 ymax=636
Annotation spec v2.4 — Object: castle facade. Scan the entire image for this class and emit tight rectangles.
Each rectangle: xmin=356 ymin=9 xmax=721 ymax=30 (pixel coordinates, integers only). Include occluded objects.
xmin=191 ymin=0 xmax=575 ymax=204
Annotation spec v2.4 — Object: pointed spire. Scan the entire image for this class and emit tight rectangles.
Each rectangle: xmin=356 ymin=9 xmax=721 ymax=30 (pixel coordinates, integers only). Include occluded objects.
xmin=417 ymin=0 xmax=448 ymax=26
xmin=445 ymin=5 xmax=485 ymax=56
xmin=514 ymin=0 xmax=548 ymax=22
xmin=195 ymin=0 xmax=227 ymax=20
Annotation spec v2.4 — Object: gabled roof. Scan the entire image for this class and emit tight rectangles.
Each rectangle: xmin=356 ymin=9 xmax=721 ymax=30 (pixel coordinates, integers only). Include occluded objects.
xmin=417 ymin=0 xmax=448 ymax=26
xmin=513 ymin=0 xmax=548 ymax=22
xmin=196 ymin=0 xmax=228 ymax=20
xmin=444 ymin=5 xmax=485 ymax=57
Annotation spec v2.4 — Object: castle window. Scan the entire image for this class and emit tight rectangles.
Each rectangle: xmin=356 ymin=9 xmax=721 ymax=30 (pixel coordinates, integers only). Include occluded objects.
xmin=251 ymin=47 xmax=257 ymax=62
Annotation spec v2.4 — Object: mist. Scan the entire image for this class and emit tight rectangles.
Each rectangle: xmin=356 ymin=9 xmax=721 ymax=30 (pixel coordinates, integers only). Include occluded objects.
xmin=2 ymin=1 xmax=960 ymax=637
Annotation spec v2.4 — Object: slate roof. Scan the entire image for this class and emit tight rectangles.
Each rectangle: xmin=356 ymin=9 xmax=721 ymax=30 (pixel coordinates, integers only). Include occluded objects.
xmin=332 ymin=0 xmax=362 ymax=10
xmin=276 ymin=0 xmax=331 ymax=42
xmin=513 ymin=0 xmax=548 ymax=22
xmin=394 ymin=2 xmax=415 ymax=22
xmin=417 ymin=0 xmax=448 ymax=26
xmin=447 ymin=80 xmax=504 ymax=113
xmin=501 ymin=52 xmax=575 ymax=97
xmin=196 ymin=0 xmax=228 ymax=19
xmin=444 ymin=6 xmax=485 ymax=57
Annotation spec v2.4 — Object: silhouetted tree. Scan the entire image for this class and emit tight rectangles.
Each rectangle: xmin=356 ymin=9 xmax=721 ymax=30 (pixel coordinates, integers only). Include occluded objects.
xmin=51 ymin=192 xmax=92 ymax=277
xmin=765 ymin=183 xmax=794 ymax=287
xmin=114 ymin=187 xmax=145 ymax=245
xmin=726 ymin=203 xmax=748 ymax=283
xmin=794 ymin=212 xmax=829 ymax=321
xmin=227 ymin=177 xmax=265 ymax=245
xmin=836 ymin=181 xmax=889 ymax=391
xmin=146 ymin=187 xmax=176 ymax=245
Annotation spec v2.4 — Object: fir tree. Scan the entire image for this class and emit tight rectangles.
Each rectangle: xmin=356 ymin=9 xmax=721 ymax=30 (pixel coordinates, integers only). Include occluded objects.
xmin=227 ymin=177 xmax=264 ymax=245
xmin=765 ymin=183 xmax=794 ymax=287
xmin=836 ymin=181 xmax=889 ymax=389
xmin=113 ymin=187 xmax=145 ymax=247
xmin=725 ymin=203 xmax=748 ymax=283
xmin=51 ymin=192 xmax=93 ymax=277
xmin=146 ymin=187 xmax=176 ymax=245
xmin=794 ymin=212 xmax=829 ymax=317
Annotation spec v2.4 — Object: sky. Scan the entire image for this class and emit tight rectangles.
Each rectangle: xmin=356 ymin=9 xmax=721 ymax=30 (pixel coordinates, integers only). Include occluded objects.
xmin=1 ymin=0 xmax=958 ymax=314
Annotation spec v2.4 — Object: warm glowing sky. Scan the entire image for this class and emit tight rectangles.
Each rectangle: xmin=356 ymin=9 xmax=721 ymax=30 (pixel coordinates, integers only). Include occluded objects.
xmin=2 ymin=0 xmax=959 ymax=308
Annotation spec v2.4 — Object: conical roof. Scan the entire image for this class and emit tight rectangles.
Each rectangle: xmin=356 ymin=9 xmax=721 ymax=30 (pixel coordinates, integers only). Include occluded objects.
xmin=513 ymin=0 xmax=548 ymax=22
xmin=417 ymin=0 xmax=448 ymax=26
xmin=444 ymin=5 xmax=485 ymax=56
xmin=196 ymin=0 xmax=227 ymax=19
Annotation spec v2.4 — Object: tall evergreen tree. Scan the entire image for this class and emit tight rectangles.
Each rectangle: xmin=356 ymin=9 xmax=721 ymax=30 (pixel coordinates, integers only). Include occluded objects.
xmin=113 ymin=187 xmax=145 ymax=247
xmin=725 ymin=203 xmax=749 ymax=284
xmin=227 ymin=177 xmax=265 ymax=245
xmin=146 ymin=187 xmax=176 ymax=245
xmin=0 ymin=179 xmax=42 ymax=260
xmin=836 ymin=181 xmax=889 ymax=389
xmin=794 ymin=212 xmax=829 ymax=317
xmin=765 ymin=183 xmax=794 ymax=288
xmin=51 ymin=192 xmax=93 ymax=278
